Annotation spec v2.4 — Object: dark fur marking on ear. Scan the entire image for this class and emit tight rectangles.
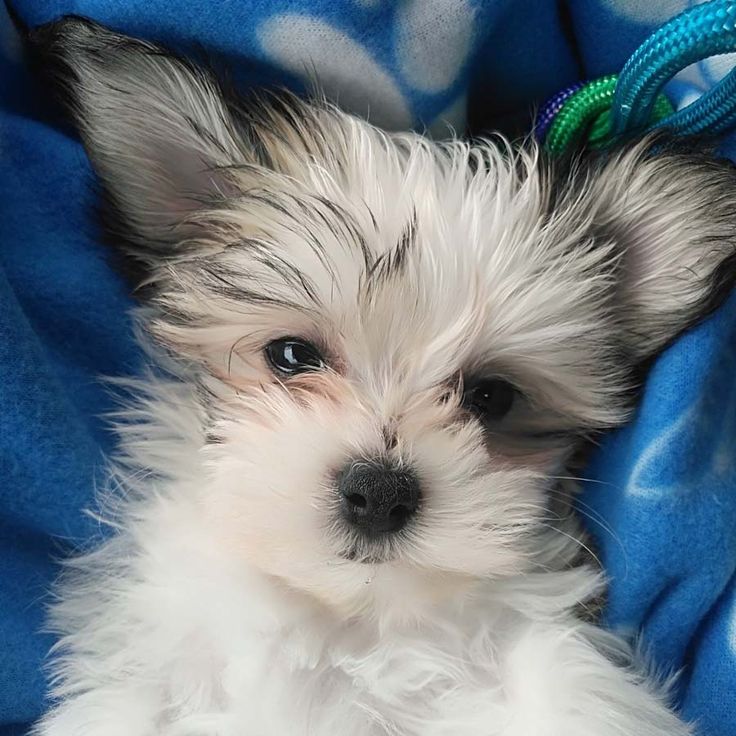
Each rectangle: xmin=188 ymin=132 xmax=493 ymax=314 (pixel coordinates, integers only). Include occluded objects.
xmin=631 ymin=150 xmax=736 ymax=361
xmin=548 ymin=136 xmax=736 ymax=372
xmin=29 ymin=15 xmax=332 ymax=299
xmin=680 ymin=154 xmax=736 ymax=327
xmin=705 ymin=246 xmax=736 ymax=315
xmin=631 ymin=230 xmax=736 ymax=372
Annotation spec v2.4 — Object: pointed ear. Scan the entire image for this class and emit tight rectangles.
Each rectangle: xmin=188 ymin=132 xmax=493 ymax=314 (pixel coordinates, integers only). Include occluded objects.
xmin=29 ymin=15 xmax=329 ymax=276
xmin=579 ymin=141 xmax=736 ymax=362
xmin=30 ymin=16 xmax=250 ymax=256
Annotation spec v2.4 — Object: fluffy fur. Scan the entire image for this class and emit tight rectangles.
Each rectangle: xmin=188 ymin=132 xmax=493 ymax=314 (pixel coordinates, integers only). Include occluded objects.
xmin=29 ymin=15 xmax=736 ymax=736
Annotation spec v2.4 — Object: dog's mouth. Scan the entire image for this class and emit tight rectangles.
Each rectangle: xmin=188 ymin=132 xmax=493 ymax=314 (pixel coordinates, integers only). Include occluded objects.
xmin=338 ymin=537 xmax=399 ymax=565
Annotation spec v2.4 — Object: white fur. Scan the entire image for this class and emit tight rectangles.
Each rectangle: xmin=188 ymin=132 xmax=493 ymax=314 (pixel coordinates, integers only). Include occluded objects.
xmin=37 ymin=355 xmax=690 ymax=736
xmin=32 ymin=16 xmax=736 ymax=736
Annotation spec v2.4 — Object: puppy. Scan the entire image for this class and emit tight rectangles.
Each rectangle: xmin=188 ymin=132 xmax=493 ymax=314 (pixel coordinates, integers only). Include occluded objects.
xmin=29 ymin=16 xmax=736 ymax=736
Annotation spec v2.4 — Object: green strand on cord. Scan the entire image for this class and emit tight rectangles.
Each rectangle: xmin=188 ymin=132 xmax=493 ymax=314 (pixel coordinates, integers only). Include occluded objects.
xmin=544 ymin=75 xmax=674 ymax=157
xmin=538 ymin=1 xmax=736 ymax=156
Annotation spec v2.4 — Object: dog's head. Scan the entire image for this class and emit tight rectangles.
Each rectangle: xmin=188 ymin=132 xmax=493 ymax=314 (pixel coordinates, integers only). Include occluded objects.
xmin=35 ymin=17 xmax=736 ymax=618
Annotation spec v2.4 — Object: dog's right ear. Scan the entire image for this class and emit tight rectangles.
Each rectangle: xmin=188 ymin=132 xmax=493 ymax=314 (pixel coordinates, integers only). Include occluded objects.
xmin=29 ymin=16 xmax=251 ymax=264
xmin=28 ymin=16 xmax=323 ymax=275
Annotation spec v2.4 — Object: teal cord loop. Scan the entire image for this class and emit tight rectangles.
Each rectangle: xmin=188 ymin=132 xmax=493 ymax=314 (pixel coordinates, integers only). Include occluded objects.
xmin=538 ymin=0 xmax=736 ymax=155
xmin=653 ymin=63 xmax=736 ymax=136
xmin=610 ymin=0 xmax=736 ymax=138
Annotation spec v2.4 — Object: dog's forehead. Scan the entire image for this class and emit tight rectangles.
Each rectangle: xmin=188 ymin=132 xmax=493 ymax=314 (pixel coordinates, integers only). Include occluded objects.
xmin=216 ymin=143 xmax=603 ymax=388
xmin=167 ymin=134 xmax=620 ymax=424
xmin=223 ymin=138 xmax=592 ymax=318
xmin=228 ymin=139 xmax=552 ymax=295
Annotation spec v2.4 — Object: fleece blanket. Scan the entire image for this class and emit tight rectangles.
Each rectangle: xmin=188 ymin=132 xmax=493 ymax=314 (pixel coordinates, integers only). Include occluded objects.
xmin=1 ymin=1 xmax=735 ymax=734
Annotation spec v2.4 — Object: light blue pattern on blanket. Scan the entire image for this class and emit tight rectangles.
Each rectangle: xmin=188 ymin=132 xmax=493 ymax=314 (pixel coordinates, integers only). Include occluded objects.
xmin=1 ymin=2 xmax=735 ymax=735
xmin=254 ymin=0 xmax=480 ymax=133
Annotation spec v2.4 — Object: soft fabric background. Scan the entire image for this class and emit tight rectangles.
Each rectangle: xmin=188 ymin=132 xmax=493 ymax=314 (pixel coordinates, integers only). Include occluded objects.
xmin=1 ymin=1 xmax=734 ymax=734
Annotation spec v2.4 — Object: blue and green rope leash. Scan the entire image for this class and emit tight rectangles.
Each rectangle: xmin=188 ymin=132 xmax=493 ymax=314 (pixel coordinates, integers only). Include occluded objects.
xmin=537 ymin=0 xmax=736 ymax=156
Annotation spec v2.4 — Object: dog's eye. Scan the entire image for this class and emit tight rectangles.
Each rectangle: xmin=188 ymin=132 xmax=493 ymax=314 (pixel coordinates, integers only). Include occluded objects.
xmin=463 ymin=379 xmax=516 ymax=421
xmin=266 ymin=338 xmax=325 ymax=375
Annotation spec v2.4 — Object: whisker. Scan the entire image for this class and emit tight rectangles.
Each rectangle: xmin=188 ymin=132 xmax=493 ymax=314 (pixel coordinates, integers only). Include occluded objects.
xmin=545 ymin=488 xmax=628 ymax=571
xmin=548 ymin=474 xmax=614 ymax=487
xmin=537 ymin=522 xmax=602 ymax=569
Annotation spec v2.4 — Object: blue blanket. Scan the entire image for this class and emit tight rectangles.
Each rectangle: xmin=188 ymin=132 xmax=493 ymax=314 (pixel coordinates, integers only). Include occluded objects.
xmin=1 ymin=2 xmax=734 ymax=734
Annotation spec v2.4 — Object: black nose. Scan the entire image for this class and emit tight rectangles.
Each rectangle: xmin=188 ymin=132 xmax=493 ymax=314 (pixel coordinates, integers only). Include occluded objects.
xmin=338 ymin=461 xmax=421 ymax=535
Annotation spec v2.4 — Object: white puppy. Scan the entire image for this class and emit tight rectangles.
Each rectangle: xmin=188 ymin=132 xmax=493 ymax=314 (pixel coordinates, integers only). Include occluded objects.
xmin=30 ymin=15 xmax=736 ymax=736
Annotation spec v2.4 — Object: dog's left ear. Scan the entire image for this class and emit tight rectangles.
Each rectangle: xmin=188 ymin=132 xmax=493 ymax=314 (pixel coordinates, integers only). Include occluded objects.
xmin=574 ymin=142 xmax=736 ymax=363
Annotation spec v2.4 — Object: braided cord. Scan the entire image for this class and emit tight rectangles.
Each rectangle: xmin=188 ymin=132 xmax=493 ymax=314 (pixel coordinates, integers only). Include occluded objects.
xmin=543 ymin=76 xmax=673 ymax=156
xmin=654 ymin=63 xmax=736 ymax=136
xmin=537 ymin=1 xmax=736 ymax=155
xmin=610 ymin=0 xmax=736 ymax=136
xmin=534 ymin=82 xmax=584 ymax=141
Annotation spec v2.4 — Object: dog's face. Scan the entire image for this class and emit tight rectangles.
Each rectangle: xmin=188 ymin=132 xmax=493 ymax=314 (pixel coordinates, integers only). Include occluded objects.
xmin=38 ymin=17 xmax=736 ymax=617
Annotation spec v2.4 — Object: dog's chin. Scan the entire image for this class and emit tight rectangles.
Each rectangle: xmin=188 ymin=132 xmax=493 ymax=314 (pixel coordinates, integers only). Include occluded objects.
xmin=312 ymin=534 xmax=483 ymax=621
xmin=339 ymin=546 xmax=396 ymax=565
xmin=334 ymin=558 xmax=483 ymax=624
xmin=337 ymin=533 xmax=403 ymax=565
